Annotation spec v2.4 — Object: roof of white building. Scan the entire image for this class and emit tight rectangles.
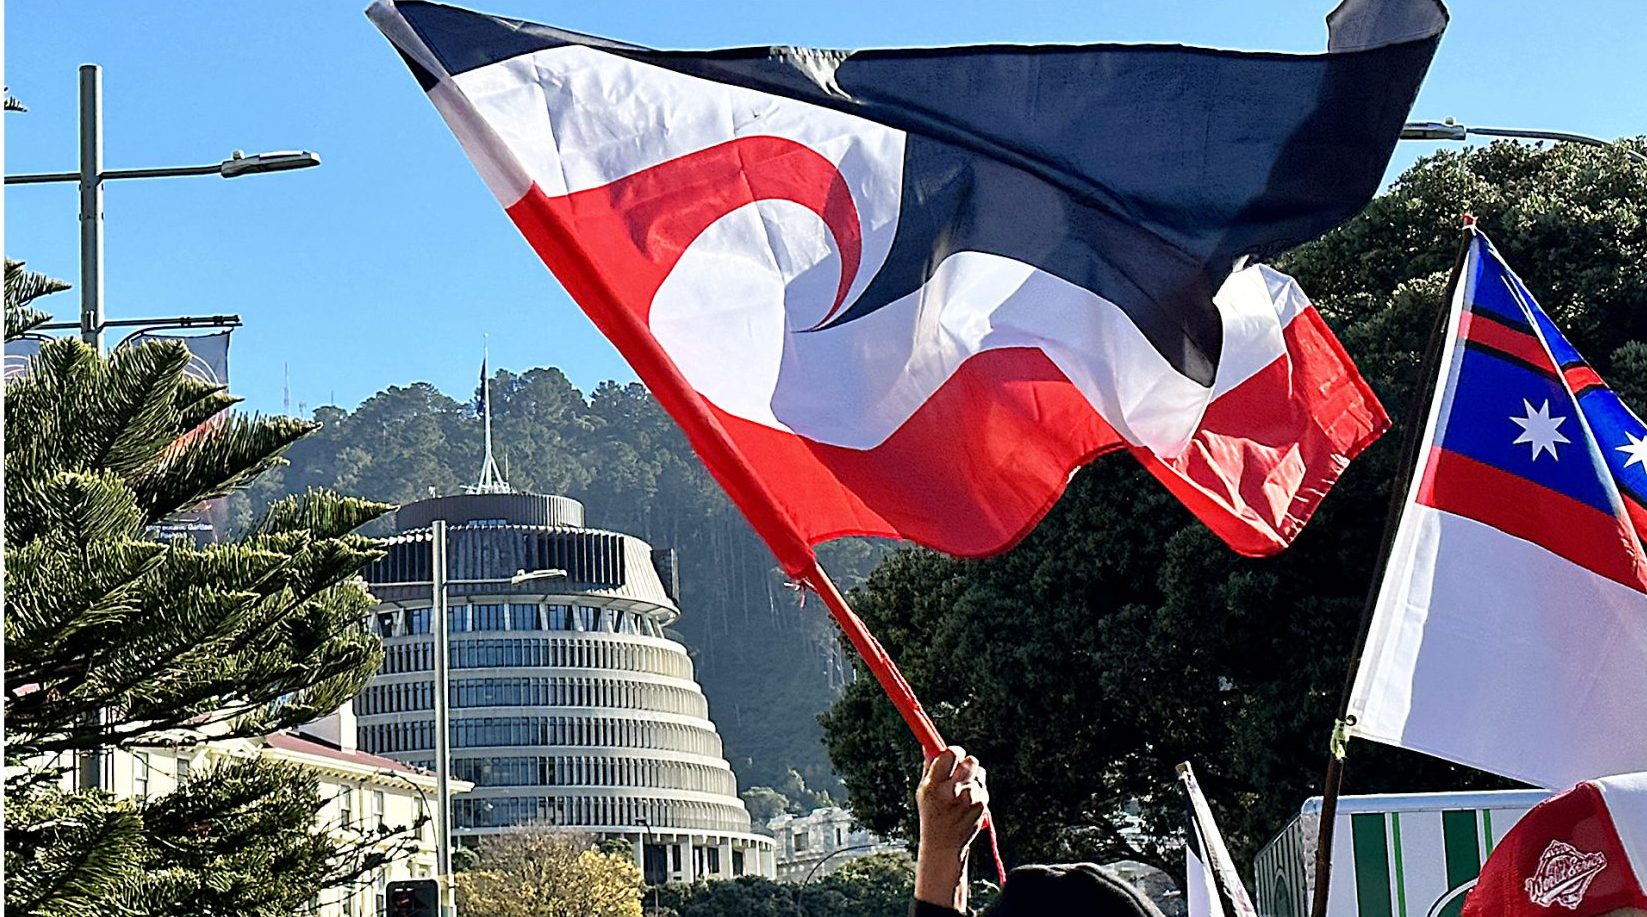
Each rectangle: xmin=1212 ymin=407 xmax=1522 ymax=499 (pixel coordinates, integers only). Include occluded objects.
xmin=267 ymin=731 xmax=453 ymax=785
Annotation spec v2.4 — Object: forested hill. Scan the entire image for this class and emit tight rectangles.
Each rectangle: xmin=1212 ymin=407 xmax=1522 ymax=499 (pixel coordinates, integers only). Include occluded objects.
xmin=232 ymin=368 xmax=889 ymax=792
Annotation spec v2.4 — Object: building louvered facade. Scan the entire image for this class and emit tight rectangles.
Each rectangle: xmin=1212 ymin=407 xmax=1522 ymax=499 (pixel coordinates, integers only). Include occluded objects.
xmin=356 ymin=490 xmax=775 ymax=882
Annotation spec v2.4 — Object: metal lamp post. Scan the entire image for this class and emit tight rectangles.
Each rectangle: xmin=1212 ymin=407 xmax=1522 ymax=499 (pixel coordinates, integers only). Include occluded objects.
xmin=371 ymin=518 xmax=566 ymax=917
xmin=793 ymin=842 xmax=894 ymax=917
xmin=4 ymin=64 xmax=322 ymax=354
xmin=1401 ymin=119 xmax=1647 ymax=164
xmin=636 ymin=817 xmax=661 ymax=916
xmin=5 ymin=64 xmax=320 ymax=795
xmin=799 ymin=842 xmax=885 ymax=886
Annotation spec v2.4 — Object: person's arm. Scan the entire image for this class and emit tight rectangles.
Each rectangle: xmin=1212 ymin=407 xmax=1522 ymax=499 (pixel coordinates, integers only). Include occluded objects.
xmin=912 ymin=746 xmax=988 ymax=915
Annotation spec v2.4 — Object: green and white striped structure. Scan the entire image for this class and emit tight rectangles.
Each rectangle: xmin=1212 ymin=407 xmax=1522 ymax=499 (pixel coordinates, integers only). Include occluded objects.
xmin=1255 ymin=790 xmax=1553 ymax=917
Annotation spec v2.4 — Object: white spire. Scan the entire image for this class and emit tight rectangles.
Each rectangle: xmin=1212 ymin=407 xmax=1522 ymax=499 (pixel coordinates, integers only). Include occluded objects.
xmin=471 ymin=336 xmax=511 ymax=494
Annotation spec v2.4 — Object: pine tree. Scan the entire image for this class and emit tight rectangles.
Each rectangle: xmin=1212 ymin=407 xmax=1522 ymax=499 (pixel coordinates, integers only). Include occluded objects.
xmin=2 ymin=265 xmax=410 ymax=915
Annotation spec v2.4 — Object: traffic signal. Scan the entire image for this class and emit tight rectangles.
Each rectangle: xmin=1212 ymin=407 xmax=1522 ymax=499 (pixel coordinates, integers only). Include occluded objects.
xmin=385 ymin=879 xmax=438 ymax=917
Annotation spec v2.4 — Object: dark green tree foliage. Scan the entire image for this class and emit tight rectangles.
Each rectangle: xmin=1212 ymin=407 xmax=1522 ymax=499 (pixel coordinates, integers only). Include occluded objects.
xmin=237 ymin=367 xmax=892 ymax=791
xmin=6 ymin=258 xmax=66 ymax=339
xmin=649 ymin=852 xmax=913 ymax=917
xmin=817 ymin=139 xmax=1647 ymax=875
xmin=740 ymin=768 xmax=836 ymax=822
xmin=3 ymin=269 xmax=408 ymax=915
xmin=119 ymin=759 xmax=341 ymax=912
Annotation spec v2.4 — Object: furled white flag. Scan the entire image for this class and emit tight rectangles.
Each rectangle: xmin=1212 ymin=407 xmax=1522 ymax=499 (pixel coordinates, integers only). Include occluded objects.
xmin=1180 ymin=762 xmax=1258 ymax=917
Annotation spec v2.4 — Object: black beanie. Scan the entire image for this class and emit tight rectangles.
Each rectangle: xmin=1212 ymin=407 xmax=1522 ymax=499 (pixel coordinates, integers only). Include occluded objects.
xmin=984 ymin=863 xmax=1166 ymax=917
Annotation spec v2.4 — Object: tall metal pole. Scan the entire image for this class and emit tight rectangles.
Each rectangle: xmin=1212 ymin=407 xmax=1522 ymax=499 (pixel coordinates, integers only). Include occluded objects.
xmin=431 ymin=519 xmax=455 ymax=917
xmin=637 ymin=819 xmax=654 ymax=916
xmin=83 ymin=65 xmax=111 ymax=789
xmin=78 ymin=64 xmax=105 ymax=355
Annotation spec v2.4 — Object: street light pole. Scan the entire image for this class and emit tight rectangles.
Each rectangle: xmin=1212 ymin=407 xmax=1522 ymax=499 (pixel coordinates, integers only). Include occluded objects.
xmin=79 ymin=65 xmax=105 ymax=354
xmin=637 ymin=818 xmax=659 ymax=916
xmin=370 ymin=529 xmax=566 ymax=917
xmin=431 ymin=519 xmax=455 ymax=917
xmin=6 ymin=63 xmax=323 ymax=356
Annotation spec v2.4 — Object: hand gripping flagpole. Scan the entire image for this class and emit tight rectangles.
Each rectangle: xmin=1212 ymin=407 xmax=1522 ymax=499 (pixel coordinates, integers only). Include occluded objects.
xmin=802 ymin=561 xmax=1008 ymax=884
xmin=1308 ymin=218 xmax=1477 ymax=917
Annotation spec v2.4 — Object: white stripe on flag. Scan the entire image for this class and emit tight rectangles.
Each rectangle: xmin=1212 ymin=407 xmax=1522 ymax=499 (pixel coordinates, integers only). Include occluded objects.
xmin=1349 ymin=505 xmax=1647 ymax=787
xmin=1594 ymin=774 xmax=1647 ymax=894
xmin=1187 ymin=842 xmax=1226 ymax=917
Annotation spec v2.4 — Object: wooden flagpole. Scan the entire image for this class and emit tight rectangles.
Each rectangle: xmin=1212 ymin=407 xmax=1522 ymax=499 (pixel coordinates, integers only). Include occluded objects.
xmin=1308 ymin=221 xmax=1477 ymax=917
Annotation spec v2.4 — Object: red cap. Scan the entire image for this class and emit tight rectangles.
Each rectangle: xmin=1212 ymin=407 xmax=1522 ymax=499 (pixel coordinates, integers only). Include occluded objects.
xmin=1466 ymin=780 xmax=1647 ymax=917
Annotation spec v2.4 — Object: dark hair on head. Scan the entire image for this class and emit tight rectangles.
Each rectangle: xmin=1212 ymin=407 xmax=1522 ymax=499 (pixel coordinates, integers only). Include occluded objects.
xmin=984 ymin=864 xmax=1166 ymax=917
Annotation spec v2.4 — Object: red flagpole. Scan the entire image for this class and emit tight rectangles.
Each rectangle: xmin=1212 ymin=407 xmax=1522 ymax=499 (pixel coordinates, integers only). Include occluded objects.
xmin=804 ymin=558 xmax=1008 ymax=883
xmin=803 ymin=559 xmax=946 ymax=759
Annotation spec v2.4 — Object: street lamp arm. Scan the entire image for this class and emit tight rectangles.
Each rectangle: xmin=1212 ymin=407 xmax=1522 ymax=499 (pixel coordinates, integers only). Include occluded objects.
xmin=6 ymin=164 xmax=223 ymax=184
xmin=6 ymin=153 xmax=322 ymax=186
xmin=509 ymin=568 xmax=568 ymax=585
xmin=1401 ymin=119 xmax=1647 ymax=164
xmin=368 ymin=571 xmax=568 ymax=589
xmin=800 ymin=842 xmax=889 ymax=886
xmin=100 ymin=164 xmax=226 ymax=180
xmin=31 ymin=314 xmax=243 ymax=333
xmin=1461 ymin=125 xmax=1622 ymax=150
xmin=4 ymin=170 xmax=80 ymax=185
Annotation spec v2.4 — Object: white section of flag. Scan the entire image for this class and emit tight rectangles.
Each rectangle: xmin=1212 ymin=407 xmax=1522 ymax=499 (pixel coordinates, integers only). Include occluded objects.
xmin=1187 ymin=842 xmax=1226 ymax=917
xmin=1596 ymin=773 xmax=1647 ymax=894
xmin=651 ymin=238 xmax=1211 ymax=452
xmin=447 ymin=43 xmax=910 ymax=313
xmin=1348 ymin=504 xmax=1647 ymax=788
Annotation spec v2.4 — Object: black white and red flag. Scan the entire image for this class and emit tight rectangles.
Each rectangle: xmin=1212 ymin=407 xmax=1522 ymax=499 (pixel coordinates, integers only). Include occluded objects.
xmin=368 ymin=0 xmax=1441 ymax=575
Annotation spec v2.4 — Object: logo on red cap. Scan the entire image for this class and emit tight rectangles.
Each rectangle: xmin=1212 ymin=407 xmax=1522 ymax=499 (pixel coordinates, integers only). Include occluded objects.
xmin=1525 ymin=840 xmax=1609 ymax=910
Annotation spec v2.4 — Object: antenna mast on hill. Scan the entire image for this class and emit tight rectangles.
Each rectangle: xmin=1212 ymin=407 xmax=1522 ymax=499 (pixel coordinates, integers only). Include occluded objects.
xmin=470 ymin=336 xmax=511 ymax=494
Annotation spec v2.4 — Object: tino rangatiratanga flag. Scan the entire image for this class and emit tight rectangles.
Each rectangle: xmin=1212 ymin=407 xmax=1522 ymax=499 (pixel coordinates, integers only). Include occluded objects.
xmin=368 ymin=0 xmax=1443 ymax=575
xmin=1348 ymin=231 xmax=1647 ymax=789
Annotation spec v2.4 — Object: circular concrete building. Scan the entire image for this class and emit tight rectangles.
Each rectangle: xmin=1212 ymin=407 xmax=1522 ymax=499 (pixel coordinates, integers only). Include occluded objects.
xmin=356 ymin=490 xmax=775 ymax=882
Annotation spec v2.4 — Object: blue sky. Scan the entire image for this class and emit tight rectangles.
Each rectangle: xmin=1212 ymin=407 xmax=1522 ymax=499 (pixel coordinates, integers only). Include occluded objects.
xmin=6 ymin=1 xmax=1643 ymax=417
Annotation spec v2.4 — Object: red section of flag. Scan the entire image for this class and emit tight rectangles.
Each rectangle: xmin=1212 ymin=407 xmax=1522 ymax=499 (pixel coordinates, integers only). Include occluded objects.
xmin=1628 ymin=496 xmax=1647 ymax=545
xmin=1460 ymin=310 xmax=1553 ymax=369
xmin=1565 ymin=364 xmax=1607 ymax=393
xmin=1418 ymin=446 xmax=1647 ymax=592
xmin=709 ymin=347 xmax=1127 ymax=556
xmin=1136 ymin=305 xmax=1389 ymax=556
xmin=509 ymin=166 xmax=1386 ymax=572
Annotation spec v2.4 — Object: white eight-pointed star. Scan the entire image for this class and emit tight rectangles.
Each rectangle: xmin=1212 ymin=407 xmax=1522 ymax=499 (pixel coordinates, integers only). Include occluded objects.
xmin=1511 ymin=398 xmax=1570 ymax=462
xmin=1619 ymin=431 xmax=1647 ymax=470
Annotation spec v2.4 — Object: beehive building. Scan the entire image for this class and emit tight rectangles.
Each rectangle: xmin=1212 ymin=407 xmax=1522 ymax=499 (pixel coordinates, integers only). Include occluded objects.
xmin=356 ymin=488 xmax=775 ymax=882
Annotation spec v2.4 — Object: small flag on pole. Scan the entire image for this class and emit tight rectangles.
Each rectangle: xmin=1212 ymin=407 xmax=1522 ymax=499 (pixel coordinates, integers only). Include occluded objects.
xmin=1347 ymin=230 xmax=1647 ymax=788
xmin=121 ymin=329 xmax=235 ymax=544
xmin=1180 ymin=762 xmax=1258 ymax=917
